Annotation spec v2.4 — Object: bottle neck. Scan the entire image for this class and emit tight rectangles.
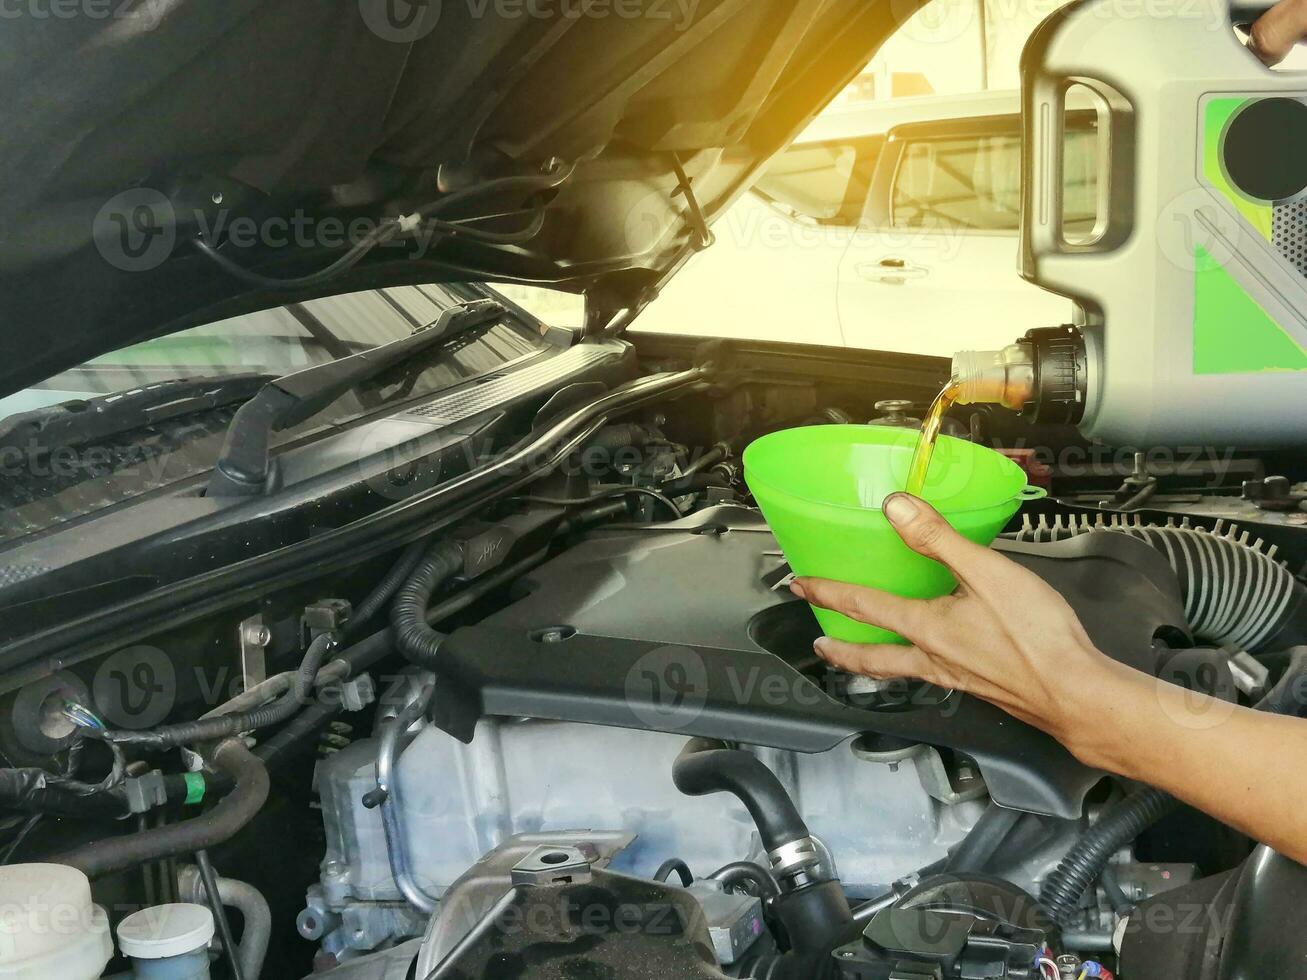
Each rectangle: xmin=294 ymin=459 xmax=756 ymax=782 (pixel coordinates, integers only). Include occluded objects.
xmin=951 ymin=344 xmax=1035 ymax=411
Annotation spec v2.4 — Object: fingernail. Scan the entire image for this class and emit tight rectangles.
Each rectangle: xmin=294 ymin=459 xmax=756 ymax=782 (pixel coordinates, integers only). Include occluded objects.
xmin=813 ymin=637 xmax=830 ymax=658
xmin=790 ymin=580 xmax=807 ymax=600
xmin=883 ymin=492 xmax=920 ymax=526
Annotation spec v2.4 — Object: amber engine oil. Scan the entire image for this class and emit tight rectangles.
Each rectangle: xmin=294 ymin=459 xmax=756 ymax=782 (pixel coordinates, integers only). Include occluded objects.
xmin=951 ymin=0 xmax=1307 ymax=446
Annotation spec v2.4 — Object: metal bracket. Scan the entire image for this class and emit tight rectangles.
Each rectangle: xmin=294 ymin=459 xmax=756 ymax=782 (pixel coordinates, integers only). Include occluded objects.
xmin=237 ymin=614 xmax=270 ymax=690
xmin=510 ymin=845 xmax=593 ymax=887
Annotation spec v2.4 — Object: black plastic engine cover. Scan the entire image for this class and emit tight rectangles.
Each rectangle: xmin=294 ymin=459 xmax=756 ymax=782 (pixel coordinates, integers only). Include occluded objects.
xmin=434 ymin=506 xmax=1189 ymax=818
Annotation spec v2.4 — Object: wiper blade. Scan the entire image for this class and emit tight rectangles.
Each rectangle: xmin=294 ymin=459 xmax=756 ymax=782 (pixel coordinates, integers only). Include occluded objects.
xmin=0 ymin=374 xmax=272 ymax=459
xmin=207 ymin=299 xmax=505 ymax=497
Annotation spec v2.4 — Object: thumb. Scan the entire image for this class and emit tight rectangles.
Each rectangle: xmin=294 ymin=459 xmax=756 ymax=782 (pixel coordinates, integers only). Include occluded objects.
xmin=881 ymin=492 xmax=999 ymax=583
xmin=1250 ymin=0 xmax=1307 ymax=65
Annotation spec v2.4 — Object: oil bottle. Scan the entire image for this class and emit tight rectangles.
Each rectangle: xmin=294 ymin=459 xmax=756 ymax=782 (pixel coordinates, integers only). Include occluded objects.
xmin=953 ymin=0 xmax=1307 ymax=446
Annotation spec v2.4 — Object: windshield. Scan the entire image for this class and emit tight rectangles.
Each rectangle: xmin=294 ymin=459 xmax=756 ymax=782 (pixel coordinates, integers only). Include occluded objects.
xmin=0 ymin=282 xmax=550 ymax=541
xmin=0 ymin=283 xmax=488 ymax=424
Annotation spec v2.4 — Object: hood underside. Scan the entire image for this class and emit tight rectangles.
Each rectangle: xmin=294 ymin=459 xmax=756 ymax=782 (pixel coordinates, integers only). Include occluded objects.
xmin=0 ymin=0 xmax=908 ymax=398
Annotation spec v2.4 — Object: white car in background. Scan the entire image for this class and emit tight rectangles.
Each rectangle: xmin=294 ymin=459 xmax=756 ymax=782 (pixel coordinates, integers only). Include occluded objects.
xmin=632 ymin=90 xmax=1100 ymax=356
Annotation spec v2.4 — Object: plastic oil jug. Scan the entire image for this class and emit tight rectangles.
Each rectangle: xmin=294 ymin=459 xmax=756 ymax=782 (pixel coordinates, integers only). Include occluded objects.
xmin=952 ymin=0 xmax=1307 ymax=447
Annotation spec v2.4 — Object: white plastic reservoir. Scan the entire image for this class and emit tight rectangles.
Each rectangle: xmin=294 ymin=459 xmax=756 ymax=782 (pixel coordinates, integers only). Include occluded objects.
xmin=0 ymin=863 xmax=113 ymax=980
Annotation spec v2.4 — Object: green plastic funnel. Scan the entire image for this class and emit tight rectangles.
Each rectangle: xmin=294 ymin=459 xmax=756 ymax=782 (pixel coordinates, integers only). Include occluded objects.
xmin=744 ymin=425 xmax=1045 ymax=645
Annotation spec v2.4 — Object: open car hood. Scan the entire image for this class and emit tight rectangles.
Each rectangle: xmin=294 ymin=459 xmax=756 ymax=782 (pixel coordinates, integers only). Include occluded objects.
xmin=0 ymin=0 xmax=905 ymax=398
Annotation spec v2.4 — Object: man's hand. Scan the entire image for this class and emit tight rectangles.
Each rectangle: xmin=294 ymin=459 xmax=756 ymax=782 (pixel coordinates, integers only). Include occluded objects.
xmin=1250 ymin=0 xmax=1307 ymax=65
xmin=790 ymin=492 xmax=1116 ymax=744
xmin=792 ymin=492 xmax=1307 ymax=864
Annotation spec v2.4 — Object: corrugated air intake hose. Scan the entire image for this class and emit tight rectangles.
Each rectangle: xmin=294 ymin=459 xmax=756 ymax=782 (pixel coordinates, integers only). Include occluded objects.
xmin=1010 ymin=515 xmax=1306 ymax=652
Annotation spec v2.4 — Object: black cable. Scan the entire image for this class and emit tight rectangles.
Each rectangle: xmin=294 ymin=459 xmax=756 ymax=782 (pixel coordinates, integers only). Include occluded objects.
xmin=88 ymin=634 xmax=336 ymax=751
xmin=1039 ymin=787 xmax=1177 ymax=927
xmin=654 ymin=858 xmax=694 ymax=886
xmin=1099 ymin=864 xmax=1133 ymax=915
xmin=1 ymin=816 xmax=41 ymax=865
xmin=391 ymin=539 xmax=465 ymax=669
xmin=410 ymin=166 xmax=575 ymax=222
xmin=422 ymin=207 xmax=548 ymax=245
xmin=194 ymin=166 xmax=574 ymax=292
xmin=51 ymin=739 xmax=270 ymax=879
xmin=346 ymin=539 xmax=430 ymax=639
xmin=192 ymin=225 xmax=399 ymax=290
xmin=196 ymin=849 xmax=246 ymax=980
xmin=515 ymin=487 xmax=682 ymax=521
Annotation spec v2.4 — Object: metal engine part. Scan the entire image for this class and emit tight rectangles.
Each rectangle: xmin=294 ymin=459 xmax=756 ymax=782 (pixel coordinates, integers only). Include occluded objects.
xmin=306 ymin=715 xmax=1075 ymax=958
xmin=301 ymin=505 xmax=1211 ymax=961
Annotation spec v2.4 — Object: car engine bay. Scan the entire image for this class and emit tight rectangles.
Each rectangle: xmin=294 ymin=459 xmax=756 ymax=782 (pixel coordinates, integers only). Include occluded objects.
xmin=2 ymin=343 xmax=1306 ymax=980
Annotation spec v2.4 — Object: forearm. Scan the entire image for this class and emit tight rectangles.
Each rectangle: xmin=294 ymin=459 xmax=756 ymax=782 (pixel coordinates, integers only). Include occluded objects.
xmin=1057 ymin=657 xmax=1307 ymax=864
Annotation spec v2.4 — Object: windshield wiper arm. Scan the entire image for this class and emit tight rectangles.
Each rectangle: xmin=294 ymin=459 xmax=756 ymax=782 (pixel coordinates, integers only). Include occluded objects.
xmin=0 ymin=374 xmax=273 ymax=459
xmin=207 ymin=298 xmax=505 ymax=498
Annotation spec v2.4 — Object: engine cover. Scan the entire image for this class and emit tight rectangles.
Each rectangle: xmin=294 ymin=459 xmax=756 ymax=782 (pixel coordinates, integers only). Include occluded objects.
xmin=433 ymin=505 xmax=1188 ymax=818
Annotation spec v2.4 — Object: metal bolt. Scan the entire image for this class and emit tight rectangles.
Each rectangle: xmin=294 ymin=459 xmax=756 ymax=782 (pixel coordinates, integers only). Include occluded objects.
xmin=540 ymin=629 xmax=566 ymax=643
xmin=211 ymin=191 xmax=224 ymax=205
xmin=243 ymin=624 xmax=271 ymax=647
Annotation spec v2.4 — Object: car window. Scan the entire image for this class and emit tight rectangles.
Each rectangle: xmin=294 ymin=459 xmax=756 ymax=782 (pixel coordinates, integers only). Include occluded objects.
xmin=889 ymin=128 xmax=1099 ymax=233
xmin=752 ymin=138 xmax=881 ymax=225
xmin=507 ymin=0 xmax=1097 ymax=357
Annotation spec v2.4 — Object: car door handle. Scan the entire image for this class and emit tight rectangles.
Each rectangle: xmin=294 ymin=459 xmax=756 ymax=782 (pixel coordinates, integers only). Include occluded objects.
xmin=856 ymin=258 xmax=930 ymax=284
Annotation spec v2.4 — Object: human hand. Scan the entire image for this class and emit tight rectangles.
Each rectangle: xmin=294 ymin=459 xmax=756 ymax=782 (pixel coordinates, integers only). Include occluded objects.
xmin=790 ymin=492 xmax=1120 ymax=744
xmin=1249 ymin=0 xmax=1307 ymax=65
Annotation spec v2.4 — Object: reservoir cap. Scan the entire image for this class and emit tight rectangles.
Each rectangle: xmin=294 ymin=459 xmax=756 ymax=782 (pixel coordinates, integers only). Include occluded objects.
xmin=117 ymin=903 xmax=214 ymax=961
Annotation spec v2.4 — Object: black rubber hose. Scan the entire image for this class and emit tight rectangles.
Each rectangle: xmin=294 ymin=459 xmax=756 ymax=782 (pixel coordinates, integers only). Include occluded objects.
xmin=92 ymin=633 xmax=336 ymax=751
xmin=254 ymin=701 xmax=342 ymax=768
xmin=672 ymin=738 xmax=809 ymax=851
xmin=945 ymin=801 xmax=1023 ymax=873
xmin=1039 ymin=787 xmax=1178 ymax=926
xmin=51 ymin=739 xmax=270 ymax=879
xmin=391 ymin=540 xmax=465 ymax=669
xmin=654 ymin=858 xmax=694 ymax=886
xmin=346 ymin=538 xmax=430 ymax=639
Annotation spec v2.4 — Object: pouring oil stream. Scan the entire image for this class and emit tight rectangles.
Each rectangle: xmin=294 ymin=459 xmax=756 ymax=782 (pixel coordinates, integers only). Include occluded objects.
xmin=904 ymin=380 xmax=960 ymax=497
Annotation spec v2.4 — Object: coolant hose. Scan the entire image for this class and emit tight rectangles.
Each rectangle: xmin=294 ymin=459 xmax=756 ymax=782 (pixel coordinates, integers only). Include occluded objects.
xmin=391 ymin=539 xmax=465 ymax=669
xmin=945 ymin=801 xmax=1023 ymax=873
xmin=51 ymin=738 xmax=270 ymax=879
xmin=179 ymin=863 xmax=272 ymax=980
xmin=672 ymin=738 xmax=809 ymax=850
